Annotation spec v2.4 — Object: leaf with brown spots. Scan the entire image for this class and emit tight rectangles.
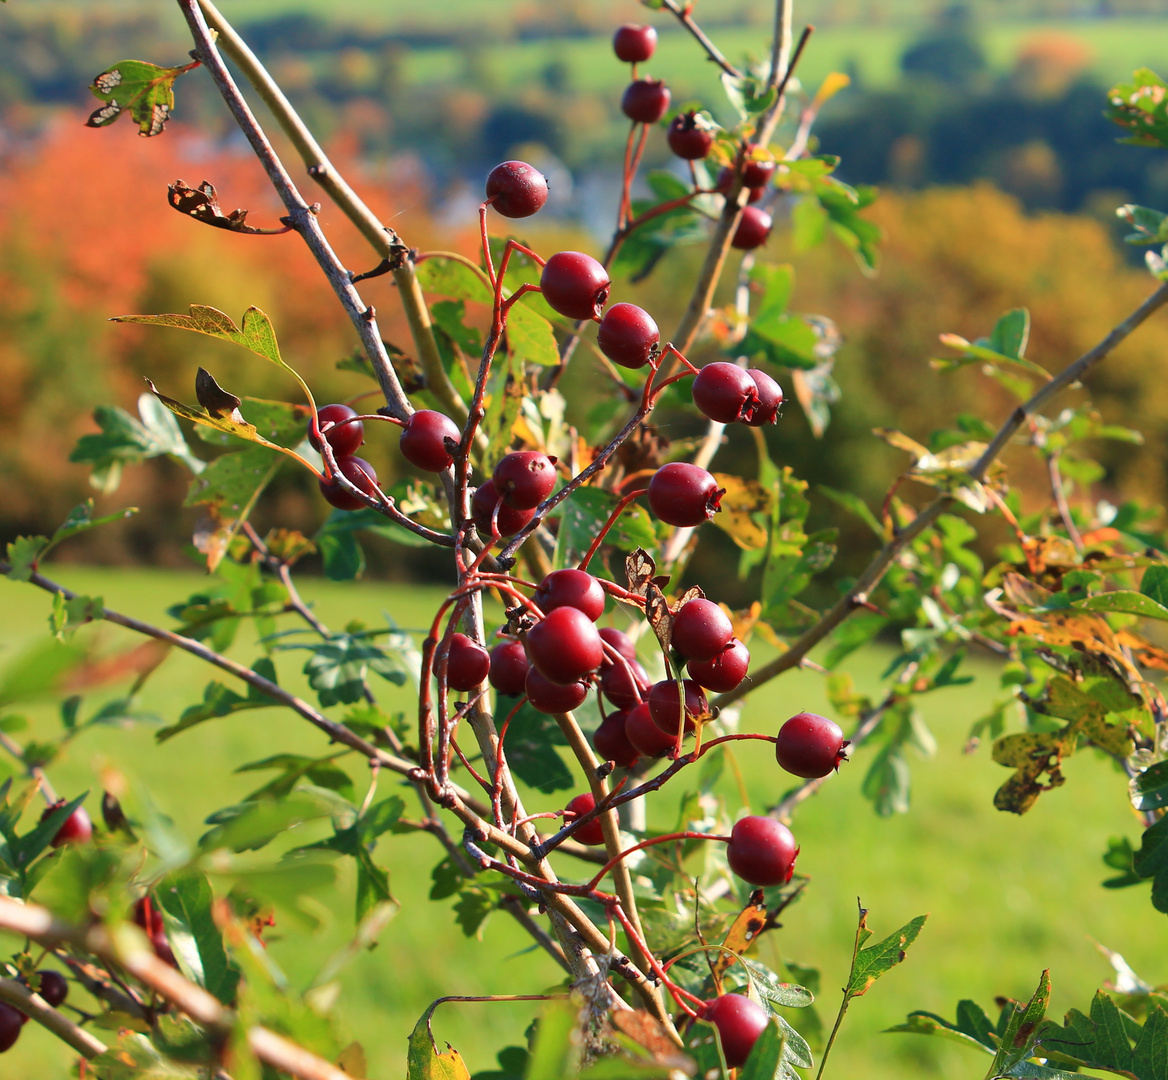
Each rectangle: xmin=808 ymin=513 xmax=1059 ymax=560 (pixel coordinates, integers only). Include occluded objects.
xmin=645 ymin=584 xmax=673 ymax=653
xmin=845 ymin=908 xmax=927 ymax=999
xmin=625 ymin=548 xmax=656 ymax=599
xmin=609 ymin=1010 xmax=692 ymax=1069
xmin=710 ymin=473 xmax=771 ymax=549
xmin=710 ymin=890 xmax=768 ymax=986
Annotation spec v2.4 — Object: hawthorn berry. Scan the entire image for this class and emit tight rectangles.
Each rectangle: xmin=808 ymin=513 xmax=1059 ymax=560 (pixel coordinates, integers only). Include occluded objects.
xmin=564 ymin=793 xmax=606 ymax=846
xmin=0 ymin=1003 xmax=21 ymax=1053
xmin=471 ymin=479 xmax=537 ymax=538
xmin=525 ymin=606 xmax=604 ymax=685
xmin=319 ymin=456 xmax=379 ymax=512
xmin=624 ymin=701 xmax=677 ymax=757
xmin=494 ymin=450 xmax=557 ymax=510
xmin=742 ymin=157 xmax=776 ymax=189
xmin=775 ymin=712 xmax=849 ymax=778
xmin=308 ymin=403 xmax=364 ymax=458
xmin=612 ymin=23 xmax=656 ymax=63
xmin=692 ymin=362 xmax=758 ymax=424
xmin=714 ymin=167 xmax=765 ymax=203
xmin=526 ymin=667 xmax=589 ymax=715
xmin=647 ymin=679 xmax=708 ymax=735
xmin=726 ymin=815 xmax=798 ymax=886
xmin=41 ymin=801 xmax=92 ymax=847
xmin=133 ymin=896 xmax=176 ymax=966
xmin=36 ymin=971 xmax=68 ymax=1009
xmin=672 ymin=597 xmax=734 ymax=661
xmin=485 ymin=160 xmax=549 ymax=218
xmin=731 ymin=206 xmax=773 ymax=251
xmin=540 ymin=251 xmax=611 ymax=321
xmin=667 ymin=111 xmax=714 ymax=160
xmin=621 ymin=78 xmax=671 ymax=124
xmin=688 ymin=638 xmax=750 ymax=692
xmin=593 ymin=709 xmax=641 ymax=768
xmin=703 ymin=993 xmax=770 ymax=1068
xmin=600 ymin=656 xmax=650 ymax=710
xmin=597 ymin=303 xmax=660 ymax=368
xmin=743 ymin=369 xmax=783 ymax=426
xmin=599 ymin=627 xmax=638 ymax=664
xmin=647 ymin=463 xmax=724 ymax=527
xmin=534 ymin=569 xmax=606 ymax=621
xmin=446 ymin=633 xmax=491 ymax=693
xmin=488 ymin=641 xmax=529 ymax=697
xmin=399 ymin=410 xmax=459 ymax=472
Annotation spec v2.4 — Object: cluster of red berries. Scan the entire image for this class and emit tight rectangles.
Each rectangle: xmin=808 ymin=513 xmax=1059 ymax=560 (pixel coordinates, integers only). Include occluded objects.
xmin=0 ymin=969 xmax=69 ymax=1053
xmin=691 ymin=362 xmax=783 ymax=426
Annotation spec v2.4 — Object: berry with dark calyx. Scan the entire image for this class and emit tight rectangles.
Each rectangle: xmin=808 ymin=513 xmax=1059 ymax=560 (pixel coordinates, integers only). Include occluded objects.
xmin=622 ymin=78 xmax=671 ymax=124
xmin=488 ymin=641 xmax=529 ymax=697
xmin=597 ymin=303 xmax=660 ymax=369
xmin=319 ymin=456 xmax=379 ymax=512
xmin=485 ymin=160 xmax=548 ymax=219
xmin=613 ymin=23 xmax=656 ymax=63
xmin=775 ymin=712 xmax=849 ymax=778
xmin=731 ymin=206 xmax=773 ymax=251
xmin=714 ymin=167 xmax=764 ymax=204
xmin=399 ymin=410 xmax=460 ymax=472
xmin=525 ymin=606 xmax=604 ymax=685
xmin=648 ymin=679 xmax=708 ymax=735
xmin=494 ymin=450 xmax=557 ymax=510
xmin=309 ymin=403 xmax=364 ymax=458
xmin=703 ymin=993 xmax=770 ymax=1068
xmin=692 ymin=362 xmax=758 ymax=424
xmin=625 ymin=701 xmax=677 ymax=757
xmin=726 ymin=815 xmax=798 ymax=886
xmin=647 ymin=462 xmax=724 ymax=527
xmin=41 ymin=801 xmax=92 ymax=848
xmin=742 ymin=157 xmax=776 ymax=189
xmin=600 ymin=656 xmax=650 ymax=710
xmin=688 ymin=638 xmax=750 ymax=692
xmin=668 ymin=111 xmax=714 ymax=160
xmin=743 ymin=369 xmax=783 ymax=426
xmin=0 ymin=1003 xmax=21 ymax=1053
xmin=36 ymin=970 xmax=68 ymax=1009
xmin=564 ymin=793 xmax=606 ymax=846
xmin=471 ymin=480 xmax=537 ymax=538
xmin=672 ymin=598 xmax=734 ymax=662
xmin=540 ymin=251 xmax=611 ymax=321
xmin=446 ymin=633 xmax=491 ymax=693
xmin=526 ymin=667 xmax=589 ymax=715
xmin=535 ymin=569 xmax=606 ymax=622
xmin=599 ymin=627 xmax=638 ymax=664
xmin=593 ymin=710 xmax=640 ymax=768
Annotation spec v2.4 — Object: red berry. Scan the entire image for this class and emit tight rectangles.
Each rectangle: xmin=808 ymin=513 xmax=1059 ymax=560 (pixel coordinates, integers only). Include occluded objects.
xmin=133 ymin=896 xmax=177 ymax=966
xmin=775 ymin=712 xmax=848 ymax=778
xmin=692 ymin=362 xmax=759 ymax=424
xmin=485 ymin=160 xmax=549 ymax=219
xmin=743 ymin=369 xmax=783 ymax=426
xmin=319 ymin=456 xmax=379 ymax=512
xmin=621 ymin=78 xmax=671 ymax=124
xmin=600 ymin=656 xmax=650 ymax=710
xmin=36 ymin=971 xmax=68 ymax=1008
xmin=742 ymin=157 xmax=776 ymax=189
xmin=564 ymin=793 xmax=606 ymax=846
xmin=714 ymin=167 xmax=765 ymax=203
xmin=672 ymin=598 xmax=734 ymax=662
xmin=472 ymin=479 xmax=537 ymax=538
xmin=446 ymin=633 xmax=490 ymax=693
xmin=599 ymin=627 xmax=638 ymax=664
xmin=535 ymin=569 xmax=606 ymax=622
xmin=703 ymin=993 xmax=769 ymax=1068
xmin=613 ymin=24 xmax=656 ymax=63
xmin=489 ymin=641 xmax=529 ymax=697
xmin=540 ymin=251 xmax=611 ymax=321
xmin=688 ymin=639 xmax=750 ymax=692
xmin=667 ymin=111 xmax=714 ymax=160
xmin=625 ymin=701 xmax=677 ymax=757
xmin=399 ymin=410 xmax=459 ymax=472
xmin=309 ymin=403 xmax=364 ymax=458
xmin=525 ymin=667 xmax=589 ymax=714
xmin=732 ymin=206 xmax=773 ymax=251
xmin=0 ymin=1002 xmax=21 ymax=1052
xmin=152 ymin=928 xmax=177 ymax=967
xmin=493 ymin=451 xmax=557 ymax=510
xmin=726 ymin=815 xmax=798 ymax=886
xmin=41 ymin=801 xmax=92 ymax=847
xmin=647 ymin=679 xmax=708 ymax=735
xmin=526 ymin=606 xmax=604 ymax=685
xmin=593 ymin=710 xmax=641 ymax=768
xmin=647 ymin=463 xmax=724 ymax=527
xmin=597 ymin=303 xmax=660 ymax=368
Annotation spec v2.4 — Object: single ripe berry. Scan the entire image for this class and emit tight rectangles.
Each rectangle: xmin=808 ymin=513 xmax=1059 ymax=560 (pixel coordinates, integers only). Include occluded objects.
xmin=494 ymin=451 xmax=557 ymax=510
xmin=41 ymin=801 xmax=92 ymax=847
xmin=621 ymin=78 xmax=671 ymax=124
xmin=593 ymin=710 xmax=640 ymax=768
xmin=599 ymin=627 xmax=638 ymax=664
xmin=743 ymin=369 xmax=783 ymax=426
xmin=0 ymin=1002 xmax=21 ymax=1052
xmin=647 ymin=463 xmax=724 ymax=527
xmin=399 ymin=410 xmax=459 ymax=472
xmin=672 ymin=598 xmax=734 ymax=662
xmin=613 ymin=23 xmax=656 ymax=63
xmin=742 ymin=157 xmax=776 ymax=189
xmin=540 ymin=252 xmax=611 ymax=321
xmin=133 ymin=895 xmax=176 ymax=966
xmin=319 ymin=456 xmax=379 ymax=512
xmin=688 ymin=638 xmax=750 ymax=692
xmin=597 ymin=303 xmax=660 ymax=369
xmin=647 ymin=679 xmax=708 ymax=735
xmin=732 ymin=206 xmax=773 ymax=251
xmin=667 ymin=111 xmax=714 ymax=160
xmin=488 ymin=641 xmax=529 ymax=697
xmin=726 ymin=815 xmax=798 ymax=886
xmin=446 ymin=633 xmax=491 ymax=693
xmin=564 ymin=793 xmax=606 ymax=846
xmin=309 ymin=403 xmax=364 ymax=458
xmin=775 ymin=712 xmax=848 ymax=778
xmin=535 ymin=569 xmax=606 ymax=622
xmin=472 ymin=479 xmax=537 ymax=538
xmin=600 ymin=656 xmax=650 ymax=710
xmin=485 ymin=160 xmax=549 ymax=218
xmin=526 ymin=667 xmax=589 ymax=715
xmin=703 ymin=993 xmax=770 ymax=1068
xmin=526 ymin=606 xmax=605 ymax=685
xmin=36 ymin=971 xmax=68 ymax=1009
xmin=692 ymin=362 xmax=759 ymax=424
xmin=625 ymin=701 xmax=677 ymax=757
xmin=714 ymin=167 xmax=765 ymax=204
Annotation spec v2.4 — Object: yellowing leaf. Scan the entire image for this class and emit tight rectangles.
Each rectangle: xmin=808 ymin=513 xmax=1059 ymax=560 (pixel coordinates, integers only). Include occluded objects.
xmin=407 ymin=1009 xmax=471 ymax=1080
xmin=711 ymin=473 xmax=772 ymax=549
xmin=812 ymin=71 xmax=851 ymax=107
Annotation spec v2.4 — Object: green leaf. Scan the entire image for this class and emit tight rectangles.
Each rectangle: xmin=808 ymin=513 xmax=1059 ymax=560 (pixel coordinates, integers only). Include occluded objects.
xmin=887 ymin=1009 xmax=996 ymax=1054
xmin=1132 ymin=1002 xmax=1168 ymax=1080
xmin=356 ymin=846 xmax=394 ymax=921
xmin=1132 ymin=761 xmax=1168 ymax=812
xmin=1141 ymin=564 xmax=1168 ymax=607
xmin=116 ymin=305 xmax=290 ymax=371
xmin=87 ymin=58 xmax=191 ymax=136
xmin=39 ymin=501 xmax=140 ymax=565
xmin=416 ymin=257 xmax=492 ymax=304
xmin=296 ymin=635 xmax=410 ymax=707
xmin=501 ymin=702 xmax=574 ymax=793
xmin=506 ymin=304 xmax=559 ymax=367
xmin=317 ymin=529 xmax=366 ymax=581
xmin=4 ymin=536 xmax=47 ymax=582
xmin=157 ymin=660 xmax=278 ymax=741
xmin=846 ymin=911 xmax=927 ymax=999
xmin=1118 ymin=204 xmax=1168 ymax=246
xmin=407 ymin=1005 xmax=472 ymax=1080
xmin=552 ymin=486 xmax=658 ymax=566
xmin=737 ymin=1019 xmax=785 ymax=1080
xmin=0 ymin=639 xmax=88 ymax=708
xmin=525 ymin=999 xmax=580 ymax=1080
xmin=1075 ymin=591 xmax=1168 ymax=620
xmin=989 ymin=971 xmax=1052 ymax=1077
xmin=154 ymin=867 xmax=239 ymax=1004
xmin=817 ymin=485 xmax=883 ymax=538
xmin=235 ymin=753 xmax=355 ymax=803
xmin=739 ymin=311 xmax=822 ymax=370
xmin=720 ymin=72 xmax=777 ymax=119
xmin=1107 ymin=69 xmax=1168 ymax=149
xmin=49 ymin=592 xmax=103 ymax=640
xmin=743 ymin=959 xmax=814 ymax=1008
xmin=200 ymin=787 xmax=355 ymax=853
xmin=183 ymin=447 xmax=282 ymax=514
xmin=988 ymin=308 xmax=1031 ymax=360
xmin=10 ymin=792 xmax=88 ymax=871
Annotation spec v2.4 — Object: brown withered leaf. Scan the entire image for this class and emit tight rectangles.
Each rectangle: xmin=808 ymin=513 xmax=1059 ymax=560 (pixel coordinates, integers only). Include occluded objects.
xmin=676 ymin=585 xmax=704 ymax=606
xmin=168 ymin=179 xmax=290 ymax=235
xmin=645 ymin=583 xmax=672 ymax=653
xmin=194 ymin=367 xmax=244 ymax=421
xmin=609 ymin=1010 xmax=693 ymax=1071
xmin=625 ymin=548 xmax=656 ymax=598
xmin=710 ymin=890 xmax=769 ymax=986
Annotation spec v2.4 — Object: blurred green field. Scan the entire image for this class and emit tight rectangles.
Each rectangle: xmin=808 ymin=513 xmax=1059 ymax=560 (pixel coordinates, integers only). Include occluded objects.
xmin=1 ymin=566 xmax=1165 ymax=1078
